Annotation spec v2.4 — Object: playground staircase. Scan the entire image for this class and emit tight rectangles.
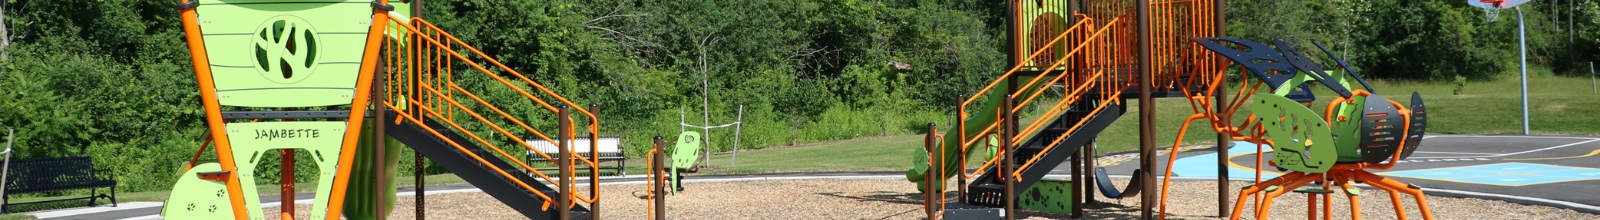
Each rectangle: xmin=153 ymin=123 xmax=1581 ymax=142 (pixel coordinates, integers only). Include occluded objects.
xmin=965 ymin=100 xmax=1122 ymax=207
xmin=926 ymin=0 xmax=1227 ymax=217
xmin=376 ymin=17 xmax=600 ymax=220
xmin=386 ymin=119 xmax=592 ymax=219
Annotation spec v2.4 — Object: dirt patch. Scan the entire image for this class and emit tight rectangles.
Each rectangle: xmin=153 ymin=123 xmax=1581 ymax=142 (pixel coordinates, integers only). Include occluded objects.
xmin=1544 ymin=103 xmax=1568 ymax=112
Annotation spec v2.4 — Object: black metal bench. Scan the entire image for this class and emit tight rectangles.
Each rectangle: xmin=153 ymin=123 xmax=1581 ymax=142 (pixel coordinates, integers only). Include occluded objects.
xmin=2 ymin=156 xmax=118 ymax=213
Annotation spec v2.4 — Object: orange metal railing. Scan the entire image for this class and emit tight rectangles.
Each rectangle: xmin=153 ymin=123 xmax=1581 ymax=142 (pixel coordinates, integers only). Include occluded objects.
xmin=376 ymin=15 xmax=601 ymax=211
xmin=930 ymin=1 xmax=1226 ymax=217
xmin=951 ymin=15 xmax=1097 ymax=182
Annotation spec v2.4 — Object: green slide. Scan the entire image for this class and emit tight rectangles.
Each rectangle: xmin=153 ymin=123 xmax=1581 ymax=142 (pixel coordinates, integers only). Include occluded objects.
xmin=906 ymin=79 xmax=1013 ymax=190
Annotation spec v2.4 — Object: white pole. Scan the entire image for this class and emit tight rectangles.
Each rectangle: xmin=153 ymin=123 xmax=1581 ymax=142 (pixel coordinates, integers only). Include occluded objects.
xmin=1590 ymin=62 xmax=1595 ymax=95
xmin=1518 ymin=8 xmax=1530 ymax=135
xmin=679 ymin=106 xmax=686 ymax=133
xmin=1 ymin=129 xmax=14 ymax=205
xmin=731 ymin=105 xmax=743 ymax=168
xmin=701 ymin=74 xmax=712 ymax=169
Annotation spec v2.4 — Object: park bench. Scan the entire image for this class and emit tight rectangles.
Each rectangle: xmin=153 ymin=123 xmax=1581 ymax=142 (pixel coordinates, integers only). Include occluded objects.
xmin=526 ymin=137 xmax=626 ymax=176
xmin=1 ymin=156 xmax=118 ymax=213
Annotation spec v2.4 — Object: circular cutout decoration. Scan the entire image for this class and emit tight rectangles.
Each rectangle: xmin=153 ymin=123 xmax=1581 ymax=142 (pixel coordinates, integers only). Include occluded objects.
xmin=251 ymin=15 xmax=321 ymax=84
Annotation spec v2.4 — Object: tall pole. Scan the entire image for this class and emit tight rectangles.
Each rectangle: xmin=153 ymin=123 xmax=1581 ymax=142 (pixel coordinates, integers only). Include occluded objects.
xmin=410 ymin=2 xmax=426 ymax=218
xmin=924 ymin=123 xmax=937 ymax=219
xmin=0 ymin=0 xmax=11 ymax=61
xmin=1518 ymin=7 xmax=1530 ymax=135
xmin=1002 ymin=96 xmax=1016 ymax=220
xmin=1 ymin=129 xmax=14 ymax=208
xmin=557 ymin=105 xmax=572 ymax=220
xmin=652 ymin=136 xmax=666 ymax=219
xmin=587 ymin=103 xmax=600 ymax=219
xmin=1137 ymin=0 xmax=1156 ymax=219
xmin=1214 ymin=0 xmax=1230 ymax=218
xmin=955 ymin=94 xmax=967 ymax=203
xmin=282 ymin=111 xmax=298 ymax=220
xmin=374 ymin=45 xmax=389 ymax=220
xmin=731 ymin=105 xmax=743 ymax=168
xmin=1589 ymin=62 xmax=1595 ymax=95
xmin=701 ymin=58 xmax=713 ymax=169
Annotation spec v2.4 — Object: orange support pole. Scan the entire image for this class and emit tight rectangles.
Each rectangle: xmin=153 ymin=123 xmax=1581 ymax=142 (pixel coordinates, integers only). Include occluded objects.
xmin=177 ymin=1 xmax=249 ymax=218
xmin=324 ymin=2 xmax=391 ymax=218
xmin=282 ymin=149 xmax=295 ymax=220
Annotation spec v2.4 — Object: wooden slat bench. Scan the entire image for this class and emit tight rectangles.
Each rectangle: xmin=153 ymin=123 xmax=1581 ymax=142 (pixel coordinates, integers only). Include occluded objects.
xmin=525 ymin=137 xmax=626 ymax=176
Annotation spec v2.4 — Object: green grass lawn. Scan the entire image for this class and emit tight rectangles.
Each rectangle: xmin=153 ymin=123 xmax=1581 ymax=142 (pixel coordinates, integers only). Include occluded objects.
xmin=1376 ymin=75 xmax=1600 ymax=135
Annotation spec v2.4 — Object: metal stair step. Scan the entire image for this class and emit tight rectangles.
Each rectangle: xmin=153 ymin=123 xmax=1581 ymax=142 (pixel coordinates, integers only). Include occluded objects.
xmin=387 ymin=118 xmax=590 ymax=219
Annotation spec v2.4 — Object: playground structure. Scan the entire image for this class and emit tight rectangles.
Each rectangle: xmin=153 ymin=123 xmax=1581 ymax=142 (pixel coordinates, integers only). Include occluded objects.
xmin=161 ymin=0 xmax=603 ymax=219
xmin=907 ymin=0 xmax=1436 ymax=219
xmin=145 ymin=0 xmax=1448 ymax=219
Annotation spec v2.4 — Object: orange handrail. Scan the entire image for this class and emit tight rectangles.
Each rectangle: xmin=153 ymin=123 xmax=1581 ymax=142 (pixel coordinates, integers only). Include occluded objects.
xmin=379 ymin=14 xmax=603 ymax=207
xmin=389 ymin=17 xmax=605 ymax=171
xmin=953 ymin=0 xmax=1230 ymax=183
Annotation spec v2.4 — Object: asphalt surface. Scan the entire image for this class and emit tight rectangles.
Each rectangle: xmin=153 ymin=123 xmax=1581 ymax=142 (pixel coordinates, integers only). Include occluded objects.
xmin=1095 ymin=134 xmax=1600 ymax=214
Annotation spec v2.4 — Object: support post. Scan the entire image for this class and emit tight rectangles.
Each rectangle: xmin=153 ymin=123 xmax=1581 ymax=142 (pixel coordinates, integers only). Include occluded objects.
xmin=652 ymin=136 xmax=666 ymax=220
xmin=282 ymin=149 xmax=295 ymax=220
xmin=1137 ymin=0 xmax=1157 ymax=218
xmin=1070 ymin=140 xmax=1083 ymax=218
xmin=1 ymin=129 xmax=13 ymax=213
xmin=587 ymin=103 xmax=599 ymax=219
xmin=1002 ymin=95 xmax=1017 ymax=220
xmin=374 ymin=51 xmax=389 ymax=220
xmin=955 ymin=94 xmax=967 ymax=203
xmin=415 ymin=152 xmax=424 ymax=219
xmin=1214 ymin=0 xmax=1229 ymax=217
xmin=410 ymin=2 xmax=425 ymax=218
xmin=731 ymin=105 xmax=743 ymax=168
xmin=1084 ymin=139 xmax=1096 ymax=206
xmin=282 ymin=109 xmax=299 ymax=220
xmin=558 ymin=105 xmax=572 ymax=220
xmin=924 ymin=123 xmax=937 ymax=219
xmin=1589 ymin=62 xmax=1595 ymax=95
